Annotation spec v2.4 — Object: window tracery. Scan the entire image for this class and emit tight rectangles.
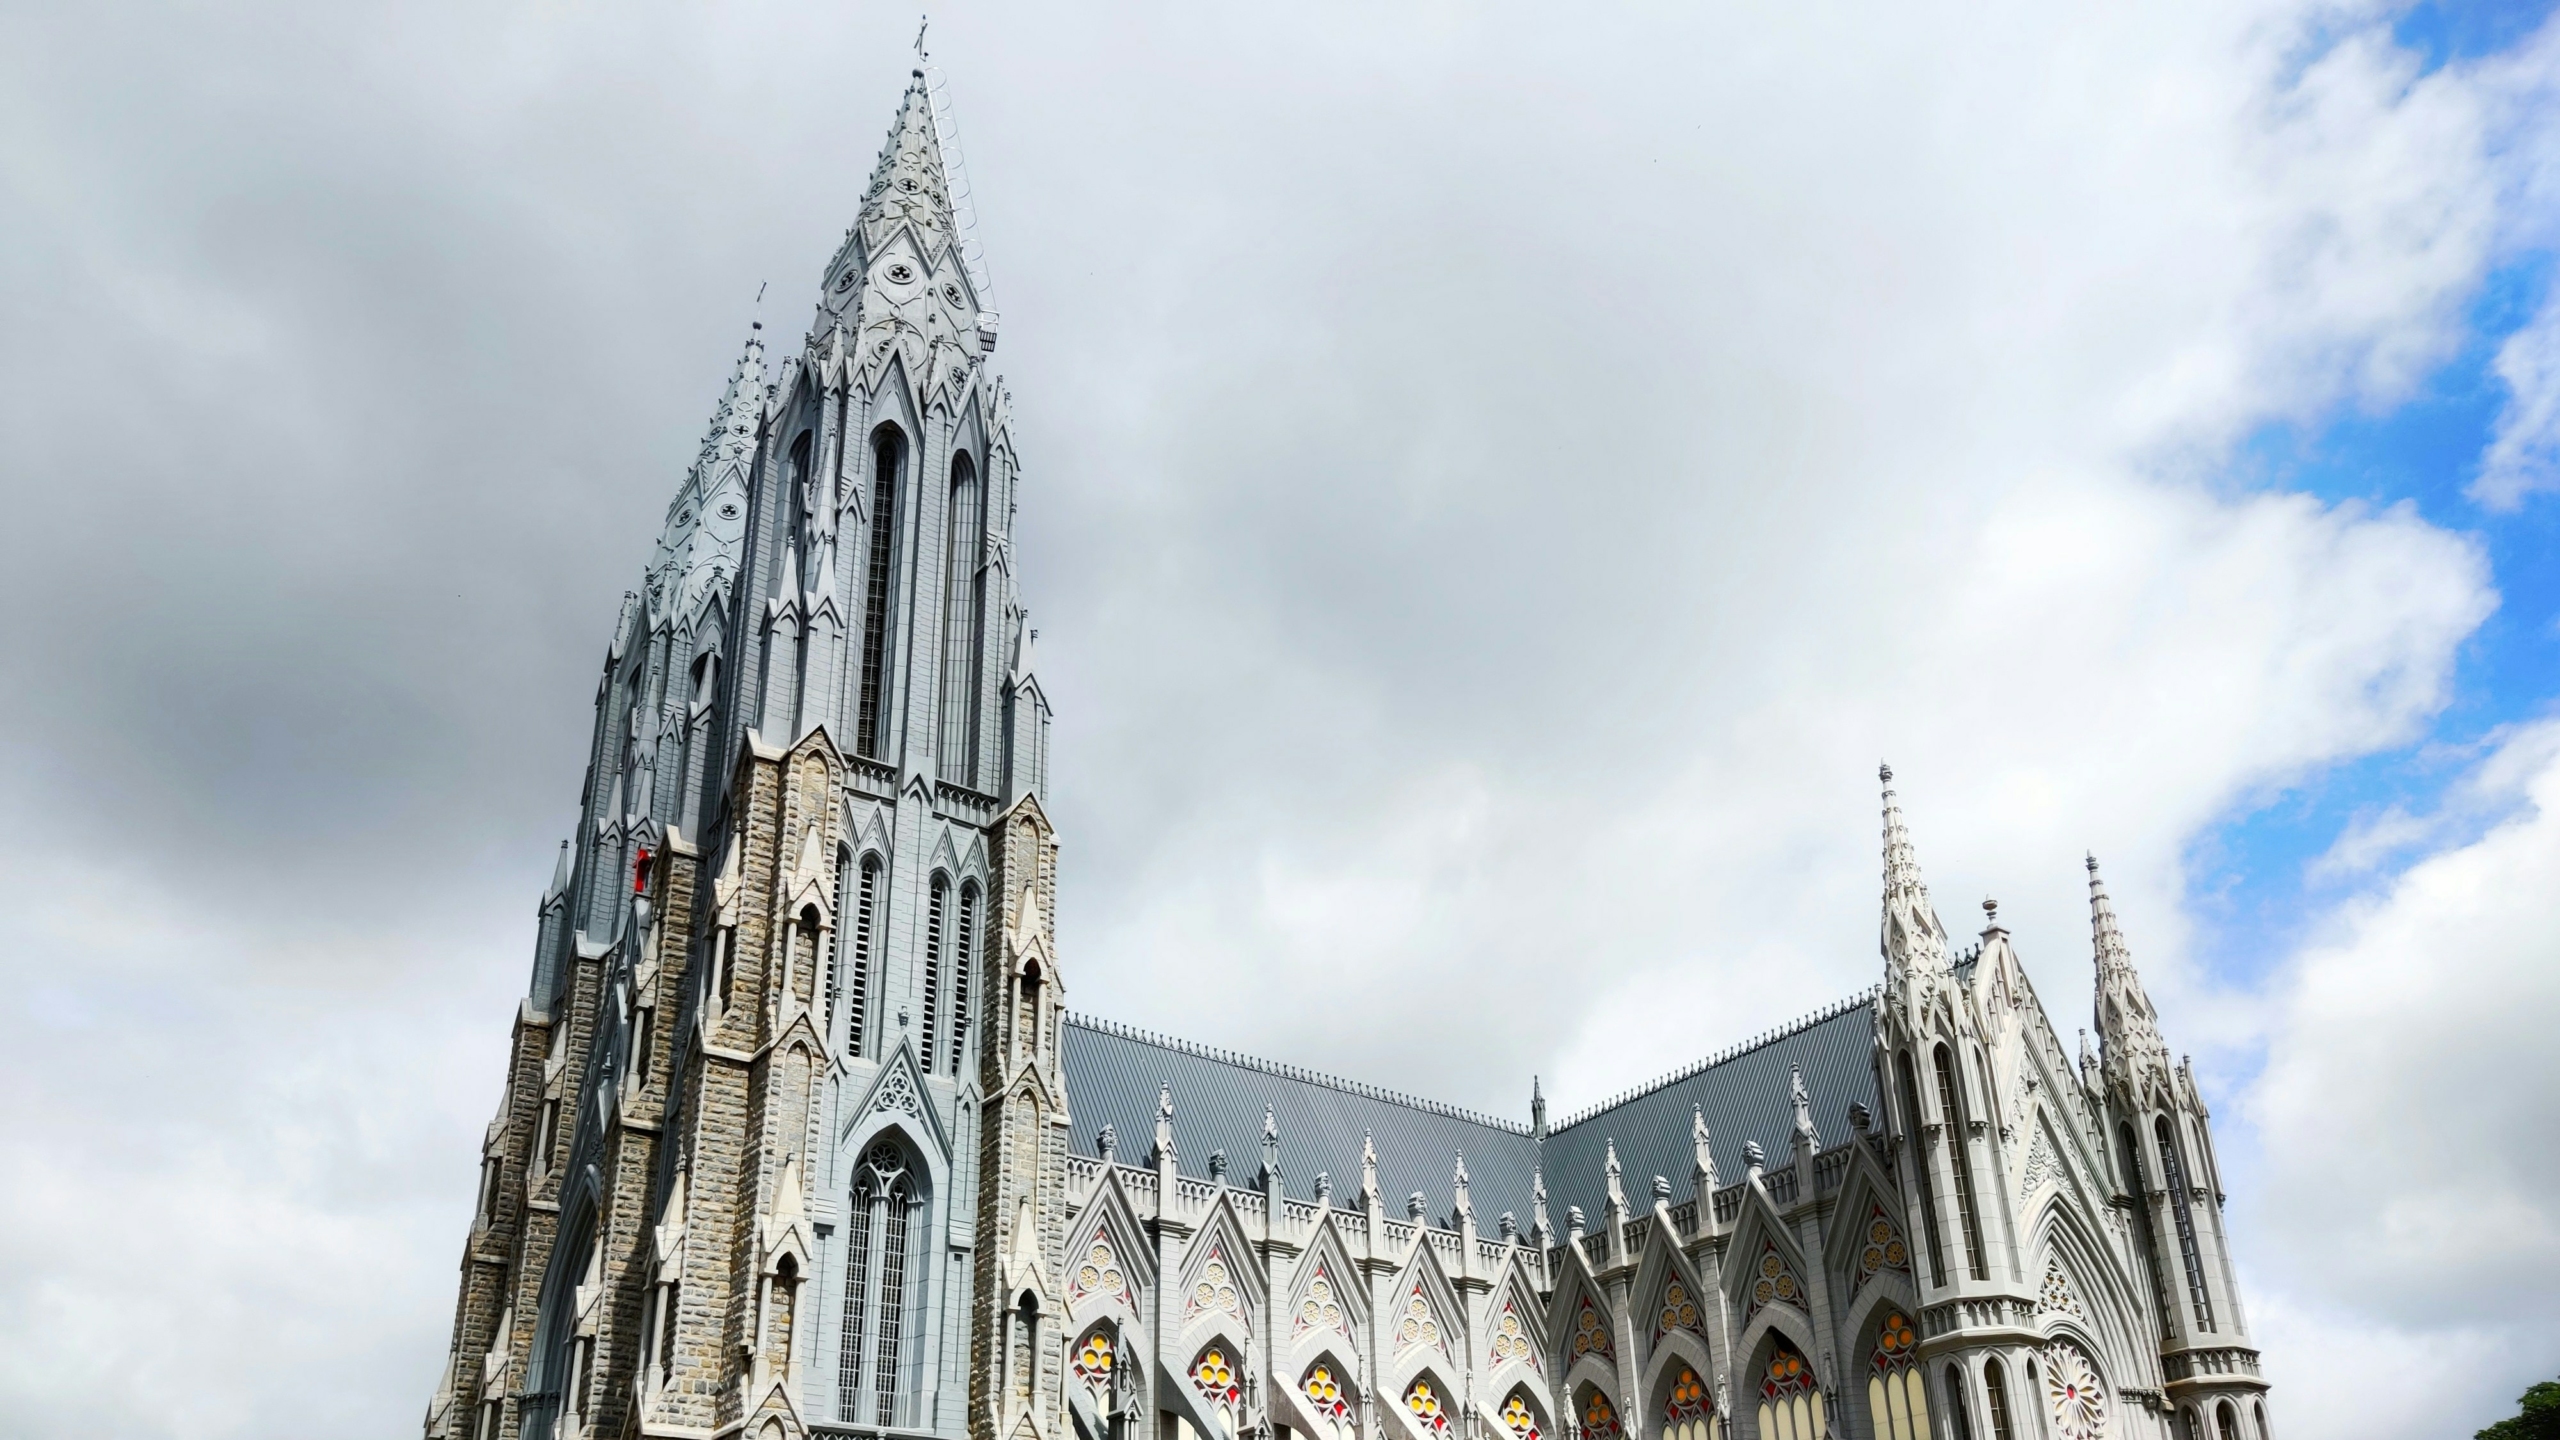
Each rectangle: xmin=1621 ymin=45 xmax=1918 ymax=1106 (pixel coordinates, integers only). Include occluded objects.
xmin=837 ymin=1141 xmax=915 ymax=1425
xmin=1187 ymin=1250 xmax=1245 ymax=1328
xmin=1757 ymin=1342 xmax=1821 ymax=1440
xmin=1488 ymin=1299 xmax=1533 ymax=1368
xmin=1302 ymin=1361 xmax=1353 ymax=1430
xmin=1297 ymin=1265 xmax=1349 ymax=1339
xmin=2041 ymin=1340 xmax=2107 ymax=1440
xmin=1856 ymin=1204 xmax=1912 ymax=1292
xmin=1499 ymin=1389 xmax=1542 ymax=1440
xmin=1404 ymin=1377 xmax=1449 ymax=1434
xmin=1653 ymin=1279 xmax=1703 ymax=1341
xmin=1071 ymin=1325 xmax=1115 ymax=1398
xmin=1190 ymin=1343 xmax=1240 ymax=1426
xmin=1663 ymin=1365 xmax=1718 ymax=1440
xmin=1745 ymin=1241 xmax=1809 ymax=1319
xmin=1395 ymin=1284 xmax=1442 ymax=1352
xmin=1570 ymin=1300 xmax=1613 ymax=1361
xmin=1071 ymin=1232 xmax=1129 ymax=1310
xmin=1868 ymin=1311 xmax=1927 ymax=1440
xmin=1578 ymin=1387 xmax=1621 ymax=1440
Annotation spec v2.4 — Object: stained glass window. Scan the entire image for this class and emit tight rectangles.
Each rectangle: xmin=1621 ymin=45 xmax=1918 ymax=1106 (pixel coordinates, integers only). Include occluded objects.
xmin=1868 ymin=1312 xmax=1927 ymax=1440
xmin=1298 ymin=1268 xmax=1347 ymax=1338
xmin=1397 ymin=1287 xmax=1443 ymax=1351
xmin=1655 ymin=1281 xmax=1702 ymax=1340
xmin=1757 ymin=1344 xmax=1822 ymax=1440
xmin=1072 ymin=1326 xmax=1114 ymax=1405
xmin=1570 ymin=1302 xmax=1612 ymax=1360
xmin=1857 ymin=1205 xmax=1912 ymax=1290
xmin=1663 ymin=1365 xmax=1716 ymax=1440
xmin=1405 ymin=1377 xmax=1449 ymax=1434
xmin=1747 ymin=1243 xmax=1807 ymax=1317
xmin=1071 ymin=1234 xmax=1128 ymax=1308
xmin=1579 ymin=1387 xmax=1621 ymax=1440
xmin=1303 ymin=1362 xmax=1352 ymax=1430
xmin=1192 ymin=1344 xmax=1240 ymax=1424
xmin=1488 ymin=1301 xmax=1532 ymax=1368
xmin=1499 ymin=1389 xmax=1542 ymax=1440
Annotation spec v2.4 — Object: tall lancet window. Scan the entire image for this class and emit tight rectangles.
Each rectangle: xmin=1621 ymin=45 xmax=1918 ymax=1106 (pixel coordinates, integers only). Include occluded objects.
xmin=838 ymin=1141 xmax=918 ymax=1425
xmin=950 ymin=882 xmax=977 ymax=1077
xmin=842 ymin=855 xmax=880 ymax=1059
xmin=939 ymin=452 xmax=986 ymax=785
xmin=1895 ymin=1050 xmax=1947 ymax=1286
xmin=920 ymin=876 xmax=947 ymax=1072
xmin=2118 ymin=1122 xmax=2174 ymax=1336
xmin=2157 ymin=1116 xmax=2216 ymax=1331
xmin=1934 ymin=1044 xmax=1989 ymax=1280
xmin=856 ymin=427 xmax=903 ymax=760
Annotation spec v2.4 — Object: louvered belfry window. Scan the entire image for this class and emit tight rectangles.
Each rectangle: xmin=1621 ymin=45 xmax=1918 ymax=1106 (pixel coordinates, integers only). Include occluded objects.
xmin=856 ymin=428 xmax=902 ymax=759
xmin=939 ymin=452 xmax=986 ymax=786
xmin=920 ymin=878 xmax=947 ymax=1072
xmin=950 ymin=884 xmax=977 ymax=1077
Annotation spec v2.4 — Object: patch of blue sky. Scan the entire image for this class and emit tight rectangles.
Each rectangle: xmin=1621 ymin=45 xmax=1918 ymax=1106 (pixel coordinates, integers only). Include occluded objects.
xmin=2392 ymin=0 xmax=2558 ymax=75
xmin=2193 ymin=254 xmax=2560 ymax=988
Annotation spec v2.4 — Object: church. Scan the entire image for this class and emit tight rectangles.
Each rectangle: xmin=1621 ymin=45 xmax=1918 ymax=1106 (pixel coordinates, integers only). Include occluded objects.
xmin=422 ymin=67 xmax=2272 ymax=1440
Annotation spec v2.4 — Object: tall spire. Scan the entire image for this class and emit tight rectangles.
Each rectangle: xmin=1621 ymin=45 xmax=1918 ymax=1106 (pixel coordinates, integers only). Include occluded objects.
xmin=644 ymin=326 xmax=765 ymax=625
xmin=1879 ymin=763 xmax=1952 ymax=978
xmin=2087 ymin=853 xmax=2171 ymax=1090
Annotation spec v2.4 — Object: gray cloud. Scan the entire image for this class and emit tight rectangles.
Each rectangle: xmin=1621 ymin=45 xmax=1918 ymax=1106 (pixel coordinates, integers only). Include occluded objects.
xmin=1 ymin=2 xmax=2552 ymax=1436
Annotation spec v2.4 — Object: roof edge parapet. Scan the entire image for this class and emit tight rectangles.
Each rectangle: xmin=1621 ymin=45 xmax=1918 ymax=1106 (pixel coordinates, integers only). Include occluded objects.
xmin=1547 ymin=986 xmax=1883 ymax=1134
xmin=1064 ymin=1012 xmax=1532 ymax=1136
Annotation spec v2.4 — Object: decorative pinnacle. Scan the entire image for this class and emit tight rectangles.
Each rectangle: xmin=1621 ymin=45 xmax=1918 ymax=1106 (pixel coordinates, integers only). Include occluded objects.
xmin=1880 ymin=762 xmax=1952 ymax=975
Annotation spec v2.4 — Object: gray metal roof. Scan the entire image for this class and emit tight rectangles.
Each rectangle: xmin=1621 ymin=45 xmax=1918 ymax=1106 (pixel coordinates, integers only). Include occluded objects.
xmin=1541 ymin=990 xmax=1880 ymax=1224
xmin=1060 ymin=988 xmax=1881 ymax=1236
xmin=1061 ymin=1016 xmax=1544 ymax=1227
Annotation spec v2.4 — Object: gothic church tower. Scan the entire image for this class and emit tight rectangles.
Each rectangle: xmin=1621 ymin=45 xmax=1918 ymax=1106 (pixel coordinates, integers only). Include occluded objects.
xmin=425 ymin=67 xmax=1056 ymax=1440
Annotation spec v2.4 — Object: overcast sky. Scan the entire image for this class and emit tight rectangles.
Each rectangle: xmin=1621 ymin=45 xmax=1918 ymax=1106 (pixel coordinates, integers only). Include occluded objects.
xmin=4 ymin=1 xmax=2559 ymax=1436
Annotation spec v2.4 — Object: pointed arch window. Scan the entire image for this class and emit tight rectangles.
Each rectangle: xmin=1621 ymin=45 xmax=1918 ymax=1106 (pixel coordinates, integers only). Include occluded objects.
xmin=2215 ymin=1401 xmax=2242 ymax=1440
xmin=840 ymin=855 xmax=879 ymax=1058
xmin=1933 ymin=1044 xmax=1989 ymax=1279
xmin=1983 ymin=1358 xmax=2016 ymax=1440
xmin=1869 ymin=1311 xmax=1928 ymax=1440
xmin=1578 ymin=1387 xmax=1622 ymax=1440
xmin=856 ymin=427 xmax=903 ymax=760
xmin=837 ymin=1141 xmax=918 ymax=1425
xmin=1404 ymin=1376 xmax=1450 ymax=1435
xmin=939 ymin=451 xmax=986 ymax=785
xmin=1304 ymin=1361 xmax=1355 ymax=1433
xmin=1663 ymin=1364 xmax=1720 ymax=1440
xmin=1895 ymin=1050 xmax=1947 ymax=1285
xmin=1496 ymin=1387 xmax=1542 ymax=1440
xmin=2157 ymin=1116 xmax=2216 ymax=1332
xmin=1758 ymin=1341 xmax=1821 ymax=1440
xmin=1945 ymin=1367 xmax=1976 ymax=1440
xmin=951 ymin=882 xmax=977 ymax=1076
xmin=921 ymin=876 xmax=947 ymax=1072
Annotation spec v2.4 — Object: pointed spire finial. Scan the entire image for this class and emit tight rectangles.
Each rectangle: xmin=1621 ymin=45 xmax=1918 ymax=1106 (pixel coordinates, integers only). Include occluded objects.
xmin=1790 ymin=1063 xmax=1821 ymax=1154
xmin=2088 ymin=852 xmax=2171 ymax=1088
xmin=1153 ymin=1084 xmax=1176 ymax=1165
xmin=1531 ymin=1166 xmax=1551 ymax=1240
xmin=1691 ymin=1105 xmax=1718 ymax=1189
xmin=1360 ymin=1130 xmax=1380 ymax=1205
xmin=1453 ymin=1151 xmax=1473 ymax=1220
xmin=1880 ymin=761 xmax=1952 ymax=977
xmin=1603 ymin=1138 xmax=1626 ymax=1214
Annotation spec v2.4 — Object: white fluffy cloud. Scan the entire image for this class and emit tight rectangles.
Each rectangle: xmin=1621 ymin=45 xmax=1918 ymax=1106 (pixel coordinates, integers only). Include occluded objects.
xmin=2246 ymin=718 xmax=2560 ymax=1435
xmin=0 ymin=2 xmax=2554 ymax=1437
